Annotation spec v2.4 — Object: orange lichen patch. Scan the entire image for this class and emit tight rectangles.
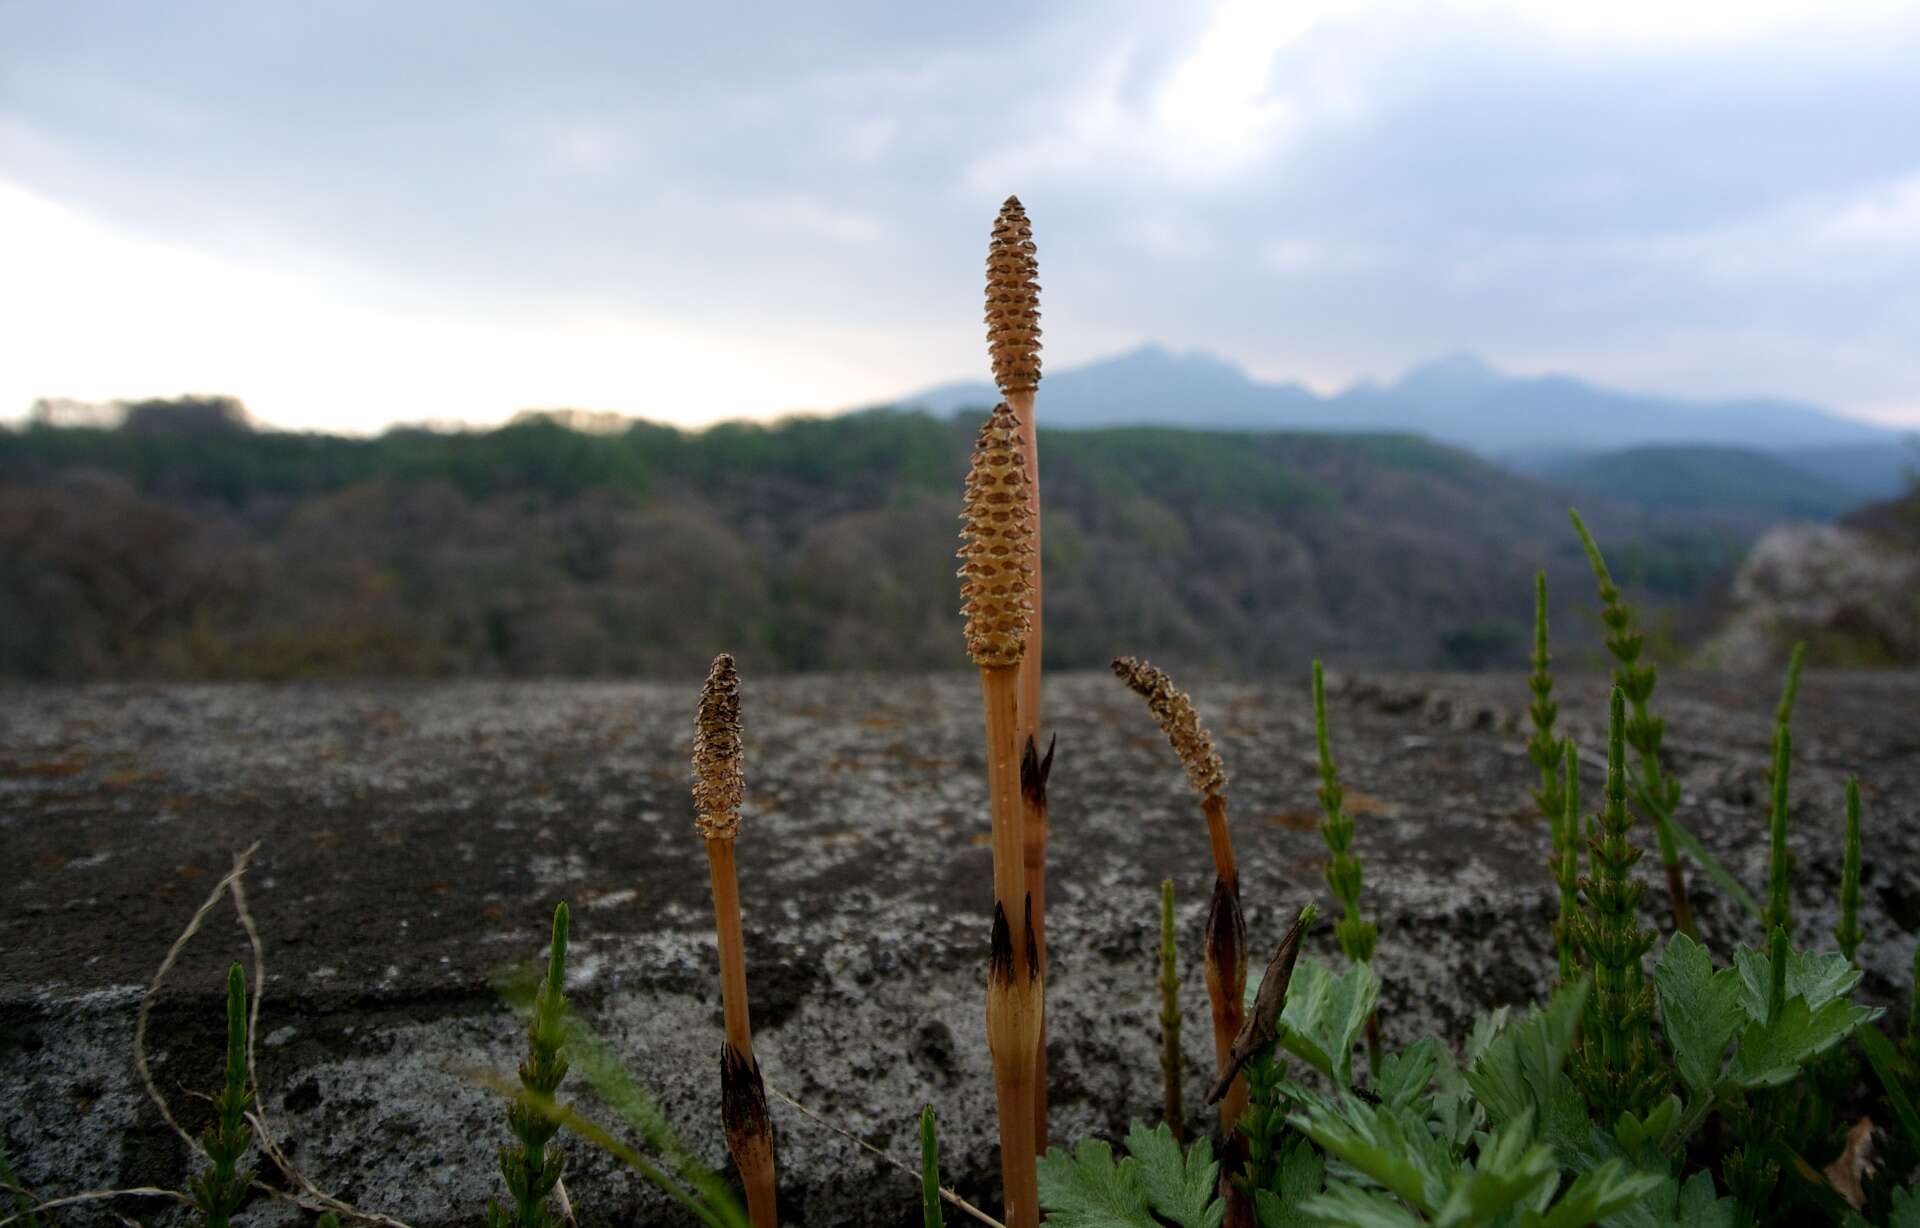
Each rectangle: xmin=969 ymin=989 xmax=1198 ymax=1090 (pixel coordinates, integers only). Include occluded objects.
xmin=958 ymin=403 xmax=1035 ymax=669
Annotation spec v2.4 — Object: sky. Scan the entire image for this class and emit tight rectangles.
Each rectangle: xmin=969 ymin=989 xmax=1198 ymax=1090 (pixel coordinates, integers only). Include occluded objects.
xmin=3 ymin=0 xmax=1919 ymax=434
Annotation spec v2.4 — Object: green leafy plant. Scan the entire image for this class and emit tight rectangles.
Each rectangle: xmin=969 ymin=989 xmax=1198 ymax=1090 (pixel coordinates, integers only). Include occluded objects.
xmin=487 ymin=902 xmax=572 ymax=1228
xmin=1311 ymin=658 xmax=1380 ymax=1079
xmin=1527 ymin=574 xmax=1578 ymax=982
xmin=1040 ymin=1122 xmax=1227 ymax=1228
xmin=189 ymin=962 xmax=254 ymax=1228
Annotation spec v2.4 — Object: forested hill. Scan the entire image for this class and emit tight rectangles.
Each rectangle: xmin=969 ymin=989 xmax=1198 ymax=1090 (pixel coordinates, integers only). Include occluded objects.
xmin=0 ymin=399 xmax=1745 ymax=680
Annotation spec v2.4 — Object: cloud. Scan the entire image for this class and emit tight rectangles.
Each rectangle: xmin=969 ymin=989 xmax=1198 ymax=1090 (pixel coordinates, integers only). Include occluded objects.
xmin=3 ymin=0 xmax=1919 ymax=428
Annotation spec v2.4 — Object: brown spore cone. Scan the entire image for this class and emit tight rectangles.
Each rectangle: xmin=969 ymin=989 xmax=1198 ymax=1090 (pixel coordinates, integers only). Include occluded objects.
xmin=694 ymin=652 xmax=744 ymax=839
xmin=1112 ymin=655 xmax=1227 ymax=799
xmin=986 ymin=195 xmax=1042 ymax=395
xmin=958 ymin=402 xmax=1036 ymax=669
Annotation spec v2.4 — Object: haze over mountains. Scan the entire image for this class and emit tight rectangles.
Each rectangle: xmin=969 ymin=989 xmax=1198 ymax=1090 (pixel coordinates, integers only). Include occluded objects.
xmin=898 ymin=346 xmax=1915 ymax=501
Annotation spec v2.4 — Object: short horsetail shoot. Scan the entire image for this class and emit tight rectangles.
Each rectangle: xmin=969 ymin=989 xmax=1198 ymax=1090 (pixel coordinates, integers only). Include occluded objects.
xmin=694 ymin=654 xmax=778 ymax=1228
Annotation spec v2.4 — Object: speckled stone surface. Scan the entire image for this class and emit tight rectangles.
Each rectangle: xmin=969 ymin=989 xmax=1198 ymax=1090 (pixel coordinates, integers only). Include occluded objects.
xmin=2 ymin=670 xmax=1916 ymax=1225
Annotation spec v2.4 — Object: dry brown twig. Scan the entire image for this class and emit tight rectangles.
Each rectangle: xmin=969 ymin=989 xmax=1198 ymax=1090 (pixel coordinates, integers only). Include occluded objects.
xmin=959 ymin=399 xmax=1042 ymax=1227
xmin=694 ymin=653 xmax=778 ymax=1228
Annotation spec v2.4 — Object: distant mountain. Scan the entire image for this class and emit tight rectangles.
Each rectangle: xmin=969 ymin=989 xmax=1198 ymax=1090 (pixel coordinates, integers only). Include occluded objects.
xmin=1524 ymin=445 xmax=1867 ymax=523
xmin=892 ymin=345 xmax=1900 ymax=458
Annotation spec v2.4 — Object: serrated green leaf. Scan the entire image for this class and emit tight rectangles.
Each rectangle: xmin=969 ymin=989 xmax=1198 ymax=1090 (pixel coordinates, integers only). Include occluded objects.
xmin=1652 ymin=933 xmax=1745 ymax=1095
xmin=1037 ymin=1139 xmax=1154 ymax=1228
xmin=1434 ymin=1110 xmax=1560 ymax=1228
xmin=1277 ymin=957 xmax=1381 ymax=1089
xmin=1728 ymin=995 xmax=1880 ymax=1088
xmin=1465 ymin=980 xmax=1589 ymax=1145
xmin=1431 ymin=1042 xmax=1484 ymax=1150
xmin=1372 ymin=1038 xmax=1440 ymax=1117
xmin=1289 ymin=1094 xmax=1457 ymax=1214
xmin=1124 ymin=1121 xmax=1224 ymax=1228
xmin=1466 ymin=1007 xmax=1513 ymax=1067
xmin=1299 ymin=1180 xmax=1426 ymax=1228
xmin=1255 ymin=1140 xmax=1325 ymax=1228
xmin=1523 ymin=1160 xmax=1672 ymax=1228
xmin=1731 ymin=944 xmax=1863 ymax=1023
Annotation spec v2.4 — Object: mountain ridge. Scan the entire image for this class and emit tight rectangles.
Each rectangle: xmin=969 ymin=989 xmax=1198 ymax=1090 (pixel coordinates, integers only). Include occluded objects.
xmin=891 ymin=345 xmax=1902 ymax=460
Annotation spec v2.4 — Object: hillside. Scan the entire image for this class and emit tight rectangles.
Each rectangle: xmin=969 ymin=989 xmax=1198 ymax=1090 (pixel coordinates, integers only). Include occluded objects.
xmin=0 ymin=401 xmax=1749 ymax=680
xmin=1526 ymin=444 xmax=1869 ymax=522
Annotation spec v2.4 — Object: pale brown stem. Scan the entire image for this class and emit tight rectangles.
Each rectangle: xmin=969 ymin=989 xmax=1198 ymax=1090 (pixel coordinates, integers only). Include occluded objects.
xmin=1200 ymin=793 xmax=1238 ymax=893
xmin=1008 ymin=387 xmax=1047 ymax=1153
xmin=980 ymin=666 xmax=1039 ymax=1228
xmin=706 ymin=839 xmax=778 ymax=1228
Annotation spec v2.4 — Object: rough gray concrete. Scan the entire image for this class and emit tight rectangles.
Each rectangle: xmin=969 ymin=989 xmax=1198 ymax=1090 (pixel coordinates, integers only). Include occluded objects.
xmin=2 ymin=669 xmax=1916 ymax=1226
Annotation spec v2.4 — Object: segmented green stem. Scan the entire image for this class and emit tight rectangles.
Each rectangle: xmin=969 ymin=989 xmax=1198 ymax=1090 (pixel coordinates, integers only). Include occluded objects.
xmin=1767 ymin=926 xmax=1790 ymax=1026
xmin=488 ymin=903 xmax=571 ymax=1228
xmin=1571 ymin=687 xmax=1664 ymax=1124
xmin=1835 ymin=778 xmax=1862 ymax=962
xmin=190 ymin=963 xmax=254 ymax=1228
xmin=1157 ymin=878 xmax=1184 ymax=1143
xmin=1527 ymin=571 xmax=1568 ymax=829
xmin=919 ymin=1106 xmax=944 ymax=1228
xmin=1765 ymin=726 xmax=1794 ymax=939
xmin=1313 ymin=660 xmax=1376 ymax=966
xmin=1553 ymin=742 xmax=1583 ymax=984
xmin=1569 ymin=509 xmax=1694 ymax=939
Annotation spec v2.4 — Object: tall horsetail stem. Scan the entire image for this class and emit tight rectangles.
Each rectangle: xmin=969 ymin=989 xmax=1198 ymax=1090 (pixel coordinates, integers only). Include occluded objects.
xmin=1571 ymin=687 xmax=1665 ymax=1124
xmin=485 ymin=904 xmax=570 ymax=1228
xmin=987 ymin=196 xmax=1051 ymax=1151
xmin=190 ymin=962 xmax=254 ymax=1228
xmin=1312 ymin=659 xmax=1381 ymax=1079
xmin=694 ymin=654 xmax=778 ymax=1228
xmin=1159 ymin=877 xmax=1185 ymax=1142
xmin=1569 ymin=508 xmax=1695 ymax=938
xmin=961 ymin=401 xmax=1040 ymax=1228
xmin=1527 ymin=572 xmax=1575 ymax=976
xmin=1836 ymin=778 xmax=1863 ymax=962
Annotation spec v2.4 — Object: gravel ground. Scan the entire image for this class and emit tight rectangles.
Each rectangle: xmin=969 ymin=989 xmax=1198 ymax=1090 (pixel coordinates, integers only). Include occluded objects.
xmin=2 ymin=669 xmax=1915 ymax=1226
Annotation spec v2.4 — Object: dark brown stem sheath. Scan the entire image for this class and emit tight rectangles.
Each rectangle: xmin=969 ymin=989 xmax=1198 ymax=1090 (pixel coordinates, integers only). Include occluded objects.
xmin=705 ymin=838 xmax=777 ymax=1227
xmin=1011 ymin=388 xmax=1048 ymax=1154
xmin=1020 ymin=731 xmax=1053 ymax=1153
xmin=1203 ymin=874 xmax=1251 ymax=1228
xmin=980 ymin=666 xmax=1039 ymax=1227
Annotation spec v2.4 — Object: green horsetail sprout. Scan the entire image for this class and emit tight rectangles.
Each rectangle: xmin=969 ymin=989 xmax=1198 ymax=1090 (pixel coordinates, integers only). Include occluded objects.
xmin=487 ymin=903 xmax=571 ymax=1228
xmin=1571 ymin=687 xmax=1666 ymax=1124
xmin=1835 ymin=779 xmax=1862 ymax=962
xmin=1568 ymin=509 xmax=1694 ymax=938
xmin=1765 ymin=725 xmax=1794 ymax=939
xmin=189 ymin=963 xmax=253 ymax=1228
xmin=1774 ymin=641 xmax=1807 ymax=732
xmin=1527 ymin=571 xmax=1569 ymax=832
xmin=1311 ymin=660 xmax=1380 ymax=1078
xmin=1553 ymin=742 xmax=1583 ymax=985
xmin=1767 ymin=926 xmax=1791 ymax=1026
xmin=919 ymin=1106 xmax=944 ymax=1228
xmin=1158 ymin=878 xmax=1185 ymax=1143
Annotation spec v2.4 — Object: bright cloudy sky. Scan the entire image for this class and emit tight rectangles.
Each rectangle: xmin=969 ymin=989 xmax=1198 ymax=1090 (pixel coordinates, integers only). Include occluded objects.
xmin=3 ymin=1 xmax=1919 ymax=432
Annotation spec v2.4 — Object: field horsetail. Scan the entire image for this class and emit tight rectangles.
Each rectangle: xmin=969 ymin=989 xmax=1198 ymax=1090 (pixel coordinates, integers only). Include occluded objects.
xmin=694 ymin=653 xmax=779 ymax=1228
